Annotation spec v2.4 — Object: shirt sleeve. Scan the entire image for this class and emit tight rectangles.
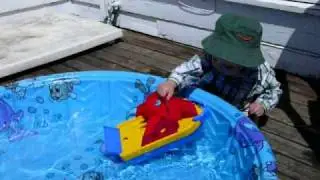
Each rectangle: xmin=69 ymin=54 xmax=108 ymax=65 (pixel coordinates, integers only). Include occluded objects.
xmin=168 ymin=54 xmax=204 ymax=90
xmin=255 ymin=65 xmax=283 ymax=113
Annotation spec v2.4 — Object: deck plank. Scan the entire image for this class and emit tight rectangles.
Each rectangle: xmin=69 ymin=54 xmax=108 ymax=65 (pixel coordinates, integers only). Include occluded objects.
xmin=121 ymin=30 xmax=320 ymax=132
xmin=101 ymin=43 xmax=176 ymax=72
xmin=93 ymin=40 xmax=318 ymax=128
xmin=122 ymin=30 xmax=318 ymax=93
xmin=63 ymin=57 xmax=102 ymax=71
xmin=278 ymin=172 xmax=295 ymax=180
xmin=77 ymin=55 xmax=128 ymax=71
xmin=49 ymin=63 xmax=77 ymax=73
xmin=122 ymin=30 xmax=318 ymax=100
xmin=0 ymin=30 xmax=319 ymax=180
xmin=261 ymin=119 xmax=308 ymax=146
xmin=122 ymin=30 xmax=201 ymax=59
xmin=90 ymin=48 xmax=169 ymax=77
xmin=115 ymin=42 xmax=184 ymax=66
xmin=276 ymin=152 xmax=320 ymax=180
xmin=269 ymin=104 xmax=311 ymax=126
xmin=263 ymin=130 xmax=320 ymax=168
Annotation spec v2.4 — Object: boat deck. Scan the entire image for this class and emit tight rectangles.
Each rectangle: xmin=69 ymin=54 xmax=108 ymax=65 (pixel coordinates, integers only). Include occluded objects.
xmin=1 ymin=30 xmax=319 ymax=180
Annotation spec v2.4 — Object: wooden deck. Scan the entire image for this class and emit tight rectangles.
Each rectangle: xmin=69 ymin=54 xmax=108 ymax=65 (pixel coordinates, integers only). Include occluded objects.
xmin=1 ymin=30 xmax=320 ymax=180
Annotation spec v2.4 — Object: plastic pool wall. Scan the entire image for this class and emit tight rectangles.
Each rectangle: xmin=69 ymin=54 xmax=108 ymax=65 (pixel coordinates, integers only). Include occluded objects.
xmin=0 ymin=71 xmax=277 ymax=180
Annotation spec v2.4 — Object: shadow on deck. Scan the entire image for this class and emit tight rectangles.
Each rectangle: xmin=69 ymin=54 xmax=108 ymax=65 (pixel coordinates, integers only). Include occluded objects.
xmin=277 ymin=71 xmax=320 ymax=162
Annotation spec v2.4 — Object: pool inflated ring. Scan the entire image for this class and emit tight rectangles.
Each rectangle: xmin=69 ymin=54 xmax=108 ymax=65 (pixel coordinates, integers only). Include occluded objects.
xmin=0 ymin=71 xmax=277 ymax=180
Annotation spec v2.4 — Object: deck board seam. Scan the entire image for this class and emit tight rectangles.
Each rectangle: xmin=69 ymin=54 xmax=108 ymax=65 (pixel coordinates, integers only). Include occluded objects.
xmin=273 ymin=149 xmax=320 ymax=172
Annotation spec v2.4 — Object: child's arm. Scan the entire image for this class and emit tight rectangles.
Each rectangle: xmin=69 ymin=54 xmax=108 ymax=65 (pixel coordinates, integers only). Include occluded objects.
xmin=168 ymin=54 xmax=205 ymax=90
xmin=255 ymin=66 xmax=283 ymax=113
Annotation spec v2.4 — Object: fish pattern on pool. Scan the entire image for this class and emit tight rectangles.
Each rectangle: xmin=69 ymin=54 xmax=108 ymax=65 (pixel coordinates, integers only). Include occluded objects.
xmin=4 ymin=82 xmax=27 ymax=99
xmin=0 ymin=98 xmax=38 ymax=142
xmin=229 ymin=115 xmax=278 ymax=179
xmin=0 ymin=77 xmax=81 ymax=143
xmin=232 ymin=116 xmax=265 ymax=152
xmin=3 ymin=78 xmax=46 ymax=100
xmin=126 ymin=77 xmax=156 ymax=119
xmin=49 ymin=78 xmax=80 ymax=101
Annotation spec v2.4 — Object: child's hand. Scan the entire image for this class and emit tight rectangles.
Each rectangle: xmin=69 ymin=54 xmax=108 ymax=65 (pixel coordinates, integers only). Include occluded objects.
xmin=157 ymin=80 xmax=177 ymax=100
xmin=249 ymin=102 xmax=265 ymax=117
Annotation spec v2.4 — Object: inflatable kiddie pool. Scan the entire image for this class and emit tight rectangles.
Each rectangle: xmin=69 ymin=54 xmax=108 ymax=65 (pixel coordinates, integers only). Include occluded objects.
xmin=0 ymin=71 xmax=277 ymax=180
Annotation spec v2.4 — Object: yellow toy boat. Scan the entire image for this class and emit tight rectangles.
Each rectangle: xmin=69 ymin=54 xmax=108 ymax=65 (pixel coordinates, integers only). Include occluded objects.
xmin=100 ymin=96 xmax=208 ymax=164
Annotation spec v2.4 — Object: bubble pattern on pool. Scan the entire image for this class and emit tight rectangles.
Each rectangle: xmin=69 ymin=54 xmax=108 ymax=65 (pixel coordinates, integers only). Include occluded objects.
xmin=0 ymin=71 xmax=277 ymax=180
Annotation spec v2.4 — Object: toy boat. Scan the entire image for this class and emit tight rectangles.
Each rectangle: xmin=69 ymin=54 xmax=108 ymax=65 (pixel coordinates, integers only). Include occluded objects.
xmin=100 ymin=93 xmax=208 ymax=164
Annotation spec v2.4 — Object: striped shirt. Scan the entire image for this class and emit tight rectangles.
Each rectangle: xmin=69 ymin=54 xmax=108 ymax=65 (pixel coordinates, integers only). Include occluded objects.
xmin=168 ymin=54 xmax=283 ymax=113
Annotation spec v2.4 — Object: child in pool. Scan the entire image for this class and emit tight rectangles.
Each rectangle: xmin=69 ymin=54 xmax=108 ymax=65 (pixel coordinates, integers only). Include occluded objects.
xmin=157 ymin=14 xmax=282 ymax=119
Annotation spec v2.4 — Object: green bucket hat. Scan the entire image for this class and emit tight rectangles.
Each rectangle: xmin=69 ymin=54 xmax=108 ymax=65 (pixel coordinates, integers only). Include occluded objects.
xmin=201 ymin=13 xmax=265 ymax=67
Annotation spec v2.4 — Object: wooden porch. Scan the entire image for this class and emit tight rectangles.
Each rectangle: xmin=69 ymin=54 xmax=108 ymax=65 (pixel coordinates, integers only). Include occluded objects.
xmin=1 ymin=30 xmax=319 ymax=180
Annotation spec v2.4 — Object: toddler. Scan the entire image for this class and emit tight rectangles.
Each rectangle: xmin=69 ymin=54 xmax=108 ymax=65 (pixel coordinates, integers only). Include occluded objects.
xmin=157 ymin=14 xmax=282 ymax=118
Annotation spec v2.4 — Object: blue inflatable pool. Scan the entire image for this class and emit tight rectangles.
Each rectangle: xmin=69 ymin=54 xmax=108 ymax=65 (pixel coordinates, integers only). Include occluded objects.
xmin=0 ymin=71 xmax=277 ymax=180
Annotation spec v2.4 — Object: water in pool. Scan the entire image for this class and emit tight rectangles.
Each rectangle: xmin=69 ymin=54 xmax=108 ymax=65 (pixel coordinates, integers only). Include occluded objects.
xmin=0 ymin=72 xmax=277 ymax=180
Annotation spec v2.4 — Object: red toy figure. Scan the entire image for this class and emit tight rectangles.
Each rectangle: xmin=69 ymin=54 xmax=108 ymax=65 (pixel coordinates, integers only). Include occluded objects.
xmin=136 ymin=92 xmax=198 ymax=146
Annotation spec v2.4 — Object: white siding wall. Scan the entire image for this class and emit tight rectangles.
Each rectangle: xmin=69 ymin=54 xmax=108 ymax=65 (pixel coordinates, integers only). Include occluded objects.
xmin=116 ymin=0 xmax=320 ymax=78
xmin=0 ymin=0 xmax=65 ymax=15
xmin=69 ymin=0 xmax=106 ymax=21
xmin=225 ymin=0 xmax=320 ymax=15
xmin=294 ymin=0 xmax=319 ymax=3
xmin=0 ymin=0 xmax=107 ymax=21
xmin=72 ymin=0 xmax=101 ymax=5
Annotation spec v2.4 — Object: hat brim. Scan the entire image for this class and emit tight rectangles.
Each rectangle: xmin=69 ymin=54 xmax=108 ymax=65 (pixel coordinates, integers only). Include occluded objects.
xmin=201 ymin=33 xmax=265 ymax=68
